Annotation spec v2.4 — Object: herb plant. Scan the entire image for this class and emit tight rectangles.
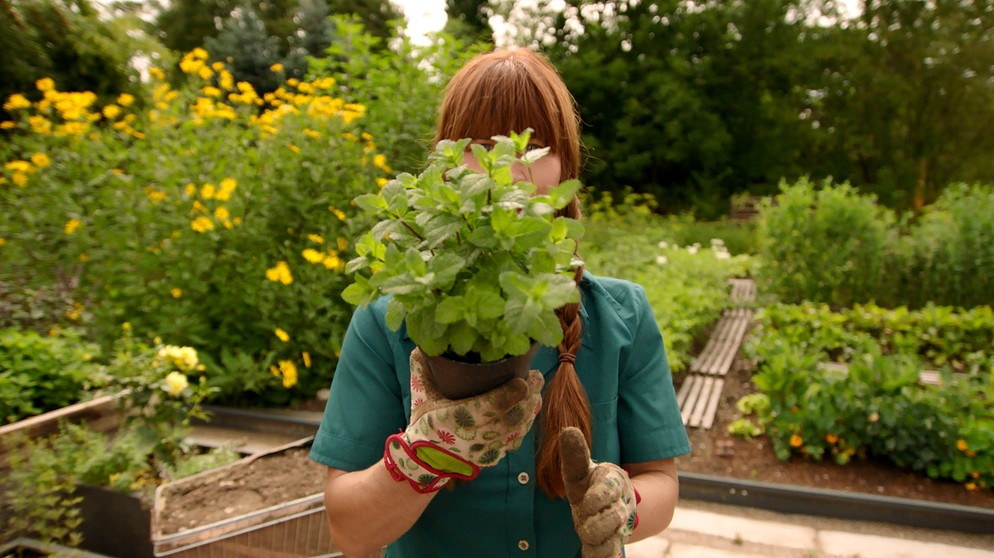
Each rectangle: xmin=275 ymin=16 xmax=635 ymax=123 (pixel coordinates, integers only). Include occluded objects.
xmin=343 ymin=132 xmax=585 ymax=363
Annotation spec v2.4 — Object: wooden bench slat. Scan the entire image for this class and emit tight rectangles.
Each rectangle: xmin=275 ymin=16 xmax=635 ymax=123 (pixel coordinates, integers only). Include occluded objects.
xmin=688 ymin=376 xmax=715 ymax=427
xmin=700 ymin=378 xmax=725 ymax=430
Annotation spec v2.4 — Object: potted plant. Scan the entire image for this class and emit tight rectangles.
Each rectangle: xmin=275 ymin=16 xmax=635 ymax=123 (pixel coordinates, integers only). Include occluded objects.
xmin=342 ymin=131 xmax=584 ymax=398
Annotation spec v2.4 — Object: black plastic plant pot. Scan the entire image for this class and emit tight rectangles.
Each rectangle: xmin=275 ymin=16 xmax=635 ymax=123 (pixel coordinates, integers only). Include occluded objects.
xmin=425 ymin=343 xmax=541 ymax=400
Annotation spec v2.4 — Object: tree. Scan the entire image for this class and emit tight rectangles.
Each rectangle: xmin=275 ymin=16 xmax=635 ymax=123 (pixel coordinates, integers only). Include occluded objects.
xmin=444 ymin=0 xmax=492 ymax=45
xmin=809 ymin=0 xmax=994 ymax=209
xmin=326 ymin=0 xmax=404 ymax=39
xmin=152 ymin=0 xmax=235 ymax=54
xmin=205 ymin=2 xmax=306 ymax=93
xmin=297 ymin=0 xmax=333 ymax=57
xmin=1 ymin=0 xmax=137 ymax=111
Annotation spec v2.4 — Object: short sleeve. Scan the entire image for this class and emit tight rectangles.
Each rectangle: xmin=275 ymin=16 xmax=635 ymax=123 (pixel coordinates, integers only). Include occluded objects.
xmin=309 ymin=300 xmax=409 ymax=471
xmin=617 ymin=284 xmax=692 ymax=463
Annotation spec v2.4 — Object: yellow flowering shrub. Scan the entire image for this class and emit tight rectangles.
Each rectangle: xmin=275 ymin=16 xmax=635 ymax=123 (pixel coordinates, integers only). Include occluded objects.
xmin=0 ymin=49 xmax=391 ymax=404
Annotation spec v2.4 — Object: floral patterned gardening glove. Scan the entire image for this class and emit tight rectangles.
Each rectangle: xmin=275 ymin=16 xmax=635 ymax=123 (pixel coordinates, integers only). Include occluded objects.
xmin=383 ymin=347 xmax=544 ymax=493
xmin=560 ymin=427 xmax=639 ymax=558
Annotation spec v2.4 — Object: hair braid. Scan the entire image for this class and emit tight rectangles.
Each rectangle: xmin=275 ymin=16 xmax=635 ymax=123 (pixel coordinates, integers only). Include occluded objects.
xmin=536 ymin=260 xmax=591 ymax=498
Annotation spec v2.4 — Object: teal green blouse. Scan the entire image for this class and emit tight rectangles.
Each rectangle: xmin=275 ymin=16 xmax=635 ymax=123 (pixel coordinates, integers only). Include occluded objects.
xmin=310 ymin=272 xmax=691 ymax=558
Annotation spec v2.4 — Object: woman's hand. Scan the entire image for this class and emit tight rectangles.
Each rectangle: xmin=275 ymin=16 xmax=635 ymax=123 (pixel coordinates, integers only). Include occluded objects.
xmin=559 ymin=427 xmax=638 ymax=558
xmin=384 ymin=348 xmax=544 ymax=493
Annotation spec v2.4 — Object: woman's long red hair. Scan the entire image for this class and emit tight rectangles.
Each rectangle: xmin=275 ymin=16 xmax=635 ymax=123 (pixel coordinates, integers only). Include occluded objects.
xmin=435 ymin=49 xmax=589 ymax=499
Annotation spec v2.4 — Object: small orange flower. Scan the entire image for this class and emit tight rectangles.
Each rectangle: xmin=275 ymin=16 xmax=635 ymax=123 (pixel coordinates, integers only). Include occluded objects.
xmin=956 ymin=439 xmax=969 ymax=452
xmin=825 ymin=433 xmax=839 ymax=444
xmin=789 ymin=434 xmax=803 ymax=448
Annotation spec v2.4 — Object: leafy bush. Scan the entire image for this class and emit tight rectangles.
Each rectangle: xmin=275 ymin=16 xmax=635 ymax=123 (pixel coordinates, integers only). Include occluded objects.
xmin=0 ymin=328 xmax=104 ymax=424
xmin=1 ymin=49 xmax=394 ymax=404
xmin=755 ymin=177 xmax=895 ymax=307
xmin=887 ymin=183 xmax=994 ymax=308
xmin=309 ymin=16 xmax=483 ymax=177
xmin=741 ymin=303 xmax=993 ymax=491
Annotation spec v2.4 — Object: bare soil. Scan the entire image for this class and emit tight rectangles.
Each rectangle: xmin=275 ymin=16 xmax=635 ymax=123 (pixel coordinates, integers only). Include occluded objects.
xmin=156 ymin=447 xmax=326 ymax=535
xmin=675 ymin=355 xmax=994 ymax=510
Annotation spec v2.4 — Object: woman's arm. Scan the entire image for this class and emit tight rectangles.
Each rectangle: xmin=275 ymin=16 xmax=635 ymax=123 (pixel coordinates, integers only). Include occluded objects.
xmin=323 ymin=462 xmax=438 ymax=558
xmin=623 ymin=458 xmax=680 ymax=543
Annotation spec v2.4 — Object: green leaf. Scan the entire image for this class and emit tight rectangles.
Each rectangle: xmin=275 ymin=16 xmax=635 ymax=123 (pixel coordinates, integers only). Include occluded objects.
xmin=354 ymin=193 xmax=387 ymax=213
xmin=435 ymin=296 xmax=465 ymax=324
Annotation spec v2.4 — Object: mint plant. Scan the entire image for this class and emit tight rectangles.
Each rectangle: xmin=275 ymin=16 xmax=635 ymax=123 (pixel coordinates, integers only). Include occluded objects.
xmin=343 ymin=132 xmax=584 ymax=363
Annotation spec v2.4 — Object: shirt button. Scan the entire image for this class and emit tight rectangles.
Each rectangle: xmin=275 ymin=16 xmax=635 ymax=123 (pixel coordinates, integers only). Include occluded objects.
xmin=518 ymin=540 xmax=530 ymax=551
xmin=517 ymin=472 xmax=530 ymax=484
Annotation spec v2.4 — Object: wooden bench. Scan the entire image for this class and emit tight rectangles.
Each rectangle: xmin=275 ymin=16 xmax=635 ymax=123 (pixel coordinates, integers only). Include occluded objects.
xmin=678 ymin=278 xmax=757 ymax=430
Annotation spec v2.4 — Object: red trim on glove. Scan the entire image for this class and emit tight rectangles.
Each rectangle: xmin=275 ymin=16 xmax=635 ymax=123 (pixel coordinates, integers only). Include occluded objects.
xmin=383 ymin=433 xmax=481 ymax=494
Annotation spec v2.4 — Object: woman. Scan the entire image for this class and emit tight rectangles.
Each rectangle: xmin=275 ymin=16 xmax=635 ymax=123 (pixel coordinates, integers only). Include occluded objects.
xmin=309 ymin=48 xmax=691 ymax=558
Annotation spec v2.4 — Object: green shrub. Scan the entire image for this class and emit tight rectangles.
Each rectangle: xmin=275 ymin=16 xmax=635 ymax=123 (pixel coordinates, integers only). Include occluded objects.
xmin=0 ymin=328 xmax=104 ymax=424
xmin=755 ymin=177 xmax=895 ymax=307
xmin=892 ymin=183 xmax=994 ymax=308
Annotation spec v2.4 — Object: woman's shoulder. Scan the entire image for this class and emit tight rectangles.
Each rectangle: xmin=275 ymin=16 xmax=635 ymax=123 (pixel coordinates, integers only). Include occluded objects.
xmin=580 ymin=271 xmax=651 ymax=322
xmin=581 ymin=271 xmax=649 ymax=304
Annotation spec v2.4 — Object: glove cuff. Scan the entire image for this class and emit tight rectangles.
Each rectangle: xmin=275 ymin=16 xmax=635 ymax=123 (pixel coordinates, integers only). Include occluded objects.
xmin=383 ymin=433 xmax=480 ymax=494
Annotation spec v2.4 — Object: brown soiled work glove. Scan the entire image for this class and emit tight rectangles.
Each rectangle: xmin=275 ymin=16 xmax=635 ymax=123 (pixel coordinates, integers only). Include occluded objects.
xmin=559 ymin=427 xmax=638 ymax=558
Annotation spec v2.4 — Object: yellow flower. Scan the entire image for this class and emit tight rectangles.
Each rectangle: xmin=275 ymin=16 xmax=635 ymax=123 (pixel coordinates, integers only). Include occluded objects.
xmin=158 ymin=345 xmax=199 ymax=371
xmin=171 ymin=288 xmax=183 ymax=299
xmin=323 ymin=252 xmax=345 ymax=271
xmin=302 ymin=351 xmax=311 ymax=368
xmin=191 ymin=216 xmax=215 ymax=233
xmin=148 ymin=67 xmax=166 ymax=80
xmin=329 ymin=207 xmax=346 ymax=221
xmin=372 ymin=153 xmax=390 ymax=173
xmin=957 ymin=439 xmax=969 ymax=452
xmin=36 ymin=78 xmax=56 ymax=92
xmin=376 ymin=177 xmax=389 ymax=188
xmin=64 ymin=218 xmax=82 ymax=235
xmin=5 ymin=160 xmax=32 ymax=173
xmin=0 ymin=238 xmax=5 ymax=247
xmin=102 ymin=104 xmax=122 ymax=119
xmin=0 ymin=121 xmax=14 ymax=129
xmin=117 ymin=93 xmax=135 ymax=107
xmin=217 ymin=178 xmax=237 ymax=201
xmin=308 ymin=234 xmax=325 ymax=244
xmin=270 ymin=63 xmax=284 ymax=72
xmin=265 ymin=261 xmax=293 ymax=285
xmin=279 ymin=360 xmax=298 ymax=388
xmin=337 ymin=237 xmax=348 ymax=251
xmin=12 ymin=173 xmax=28 ymax=187
xmin=824 ymin=433 xmax=839 ymax=444
xmin=288 ymin=144 xmax=301 ymax=154
xmin=202 ymin=86 xmax=222 ymax=98
xmin=4 ymin=93 xmax=32 ymax=111
xmin=275 ymin=328 xmax=290 ymax=342
xmin=191 ymin=47 xmax=209 ymax=60
xmin=163 ymin=371 xmax=189 ymax=397
xmin=302 ymin=248 xmax=324 ymax=264
xmin=198 ymin=66 xmax=214 ymax=80
xmin=144 ymin=186 xmax=167 ymax=203
xmin=185 ymin=183 xmax=196 ymax=196
xmin=200 ymin=183 xmax=216 ymax=199
xmin=789 ymin=434 xmax=803 ymax=448
xmin=303 ymin=128 xmax=320 ymax=139
xmin=79 ymin=253 xmax=89 ymax=262
xmin=30 ymin=153 xmax=51 ymax=168
xmin=213 ymin=206 xmax=230 ymax=220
